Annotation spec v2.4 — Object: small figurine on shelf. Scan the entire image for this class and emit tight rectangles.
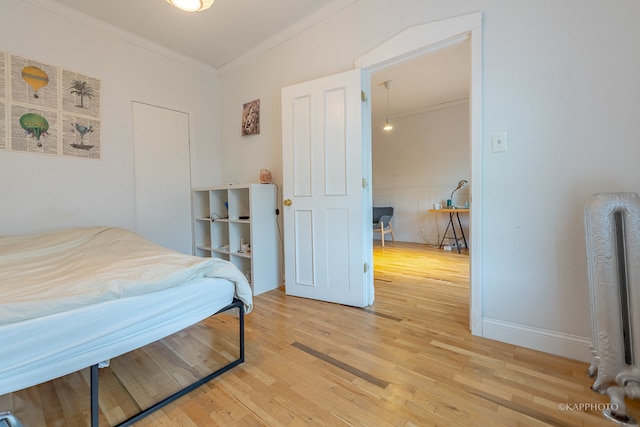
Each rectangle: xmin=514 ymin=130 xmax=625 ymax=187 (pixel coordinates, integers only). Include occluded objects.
xmin=260 ymin=169 xmax=272 ymax=184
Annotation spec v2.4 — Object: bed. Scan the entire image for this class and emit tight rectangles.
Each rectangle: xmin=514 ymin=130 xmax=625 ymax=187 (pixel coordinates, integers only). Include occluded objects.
xmin=0 ymin=226 xmax=253 ymax=426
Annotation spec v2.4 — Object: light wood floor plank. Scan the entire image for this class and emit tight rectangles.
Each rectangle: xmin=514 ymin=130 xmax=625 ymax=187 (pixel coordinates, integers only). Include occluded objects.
xmin=3 ymin=242 xmax=639 ymax=426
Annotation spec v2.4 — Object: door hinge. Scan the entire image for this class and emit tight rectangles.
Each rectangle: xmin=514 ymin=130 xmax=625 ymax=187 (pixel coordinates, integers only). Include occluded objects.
xmin=364 ymin=263 xmax=369 ymax=273
xmin=361 ymin=91 xmax=367 ymax=102
xmin=362 ymin=178 xmax=368 ymax=189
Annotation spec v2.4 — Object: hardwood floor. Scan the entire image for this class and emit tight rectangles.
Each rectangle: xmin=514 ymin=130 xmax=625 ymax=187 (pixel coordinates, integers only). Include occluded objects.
xmin=2 ymin=242 xmax=637 ymax=426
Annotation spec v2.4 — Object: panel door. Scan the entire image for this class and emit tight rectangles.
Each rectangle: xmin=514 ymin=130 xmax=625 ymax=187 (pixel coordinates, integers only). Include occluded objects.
xmin=281 ymin=69 xmax=373 ymax=307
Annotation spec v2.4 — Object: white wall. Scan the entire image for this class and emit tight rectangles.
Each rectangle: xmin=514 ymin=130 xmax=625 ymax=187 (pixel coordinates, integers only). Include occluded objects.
xmin=218 ymin=0 xmax=640 ymax=361
xmin=372 ymin=102 xmax=469 ymax=245
xmin=0 ymin=0 xmax=221 ymax=237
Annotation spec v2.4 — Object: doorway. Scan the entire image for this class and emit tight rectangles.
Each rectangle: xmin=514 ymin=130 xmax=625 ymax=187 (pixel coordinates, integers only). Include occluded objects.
xmin=280 ymin=12 xmax=483 ymax=332
xmin=356 ymin=11 xmax=483 ymax=335
xmin=370 ymin=39 xmax=471 ymax=249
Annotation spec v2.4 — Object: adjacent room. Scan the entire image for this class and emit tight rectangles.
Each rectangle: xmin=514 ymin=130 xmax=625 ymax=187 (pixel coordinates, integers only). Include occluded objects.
xmin=371 ymin=38 xmax=471 ymax=252
xmin=1 ymin=0 xmax=640 ymax=425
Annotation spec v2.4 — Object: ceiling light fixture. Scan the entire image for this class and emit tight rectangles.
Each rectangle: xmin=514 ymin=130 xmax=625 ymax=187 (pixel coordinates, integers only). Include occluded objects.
xmin=167 ymin=0 xmax=214 ymax=12
xmin=383 ymin=80 xmax=393 ymax=131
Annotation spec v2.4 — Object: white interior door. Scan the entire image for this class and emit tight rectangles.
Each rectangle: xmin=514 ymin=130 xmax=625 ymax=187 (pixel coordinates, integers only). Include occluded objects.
xmin=281 ymin=69 xmax=374 ymax=307
xmin=132 ymin=102 xmax=193 ymax=254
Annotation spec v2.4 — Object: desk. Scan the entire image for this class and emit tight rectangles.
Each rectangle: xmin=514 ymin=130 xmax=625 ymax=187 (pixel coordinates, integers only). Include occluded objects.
xmin=428 ymin=208 xmax=469 ymax=254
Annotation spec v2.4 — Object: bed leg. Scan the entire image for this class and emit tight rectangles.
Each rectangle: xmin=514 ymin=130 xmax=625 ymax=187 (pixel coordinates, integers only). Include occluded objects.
xmin=112 ymin=300 xmax=245 ymax=427
xmin=91 ymin=364 xmax=99 ymax=427
xmin=239 ymin=304 xmax=245 ymax=362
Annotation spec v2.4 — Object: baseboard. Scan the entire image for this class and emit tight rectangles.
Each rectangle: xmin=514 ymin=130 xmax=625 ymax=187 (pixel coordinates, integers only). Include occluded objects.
xmin=482 ymin=317 xmax=592 ymax=363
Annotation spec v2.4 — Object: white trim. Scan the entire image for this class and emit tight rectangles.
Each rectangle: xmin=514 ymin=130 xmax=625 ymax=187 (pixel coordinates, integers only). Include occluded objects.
xmin=356 ymin=11 xmax=484 ymax=336
xmin=482 ymin=318 xmax=592 ymax=363
xmin=355 ymin=12 xmax=482 ymax=70
xmin=391 ymin=97 xmax=469 ymax=119
xmin=469 ymin=23 xmax=483 ymax=337
xmin=23 ymin=0 xmax=217 ymax=75
xmin=25 ymin=0 xmax=357 ymax=76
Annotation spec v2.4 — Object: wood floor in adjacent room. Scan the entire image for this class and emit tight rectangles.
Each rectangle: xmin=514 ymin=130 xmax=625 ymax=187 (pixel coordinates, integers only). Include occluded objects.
xmin=3 ymin=242 xmax=637 ymax=426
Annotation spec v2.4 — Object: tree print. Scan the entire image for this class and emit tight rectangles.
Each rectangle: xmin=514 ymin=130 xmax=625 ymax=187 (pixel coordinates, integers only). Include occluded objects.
xmin=69 ymin=79 xmax=94 ymax=108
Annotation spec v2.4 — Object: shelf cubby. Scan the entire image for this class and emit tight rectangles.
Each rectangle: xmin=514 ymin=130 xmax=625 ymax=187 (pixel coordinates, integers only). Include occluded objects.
xmin=192 ymin=184 xmax=280 ymax=295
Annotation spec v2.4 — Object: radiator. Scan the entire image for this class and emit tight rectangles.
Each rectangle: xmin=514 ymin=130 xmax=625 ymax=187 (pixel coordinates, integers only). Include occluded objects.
xmin=585 ymin=192 xmax=640 ymax=425
xmin=0 ymin=411 xmax=24 ymax=427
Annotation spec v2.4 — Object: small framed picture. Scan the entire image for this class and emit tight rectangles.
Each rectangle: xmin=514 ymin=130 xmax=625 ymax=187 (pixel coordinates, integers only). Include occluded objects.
xmin=241 ymin=99 xmax=260 ymax=136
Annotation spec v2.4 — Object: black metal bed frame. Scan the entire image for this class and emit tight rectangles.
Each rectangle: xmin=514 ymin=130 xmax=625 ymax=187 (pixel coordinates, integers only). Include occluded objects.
xmin=89 ymin=298 xmax=245 ymax=427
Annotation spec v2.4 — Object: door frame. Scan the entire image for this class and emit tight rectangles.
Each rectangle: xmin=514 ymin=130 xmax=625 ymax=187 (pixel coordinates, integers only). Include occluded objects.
xmin=355 ymin=12 xmax=483 ymax=335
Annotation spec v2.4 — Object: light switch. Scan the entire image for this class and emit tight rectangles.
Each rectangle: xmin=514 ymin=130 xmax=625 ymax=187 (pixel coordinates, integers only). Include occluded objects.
xmin=492 ymin=131 xmax=507 ymax=153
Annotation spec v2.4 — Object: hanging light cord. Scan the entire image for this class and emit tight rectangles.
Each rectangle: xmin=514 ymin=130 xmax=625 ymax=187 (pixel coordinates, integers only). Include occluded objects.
xmin=383 ymin=80 xmax=393 ymax=131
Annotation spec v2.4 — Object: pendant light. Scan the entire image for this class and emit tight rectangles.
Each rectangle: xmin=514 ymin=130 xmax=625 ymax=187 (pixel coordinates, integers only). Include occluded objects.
xmin=383 ymin=80 xmax=393 ymax=131
xmin=167 ymin=0 xmax=214 ymax=12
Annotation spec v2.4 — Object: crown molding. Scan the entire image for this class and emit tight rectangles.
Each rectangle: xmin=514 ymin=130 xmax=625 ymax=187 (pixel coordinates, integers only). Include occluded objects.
xmin=218 ymin=0 xmax=358 ymax=76
xmin=389 ymin=97 xmax=469 ymax=120
xmin=21 ymin=0 xmax=217 ymax=75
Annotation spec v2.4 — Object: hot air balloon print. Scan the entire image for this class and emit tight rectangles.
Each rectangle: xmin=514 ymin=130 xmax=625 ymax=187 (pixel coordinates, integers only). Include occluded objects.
xmin=19 ymin=113 xmax=49 ymax=147
xmin=21 ymin=66 xmax=49 ymax=99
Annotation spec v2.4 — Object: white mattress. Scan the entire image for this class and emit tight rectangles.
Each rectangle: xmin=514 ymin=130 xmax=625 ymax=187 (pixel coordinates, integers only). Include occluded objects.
xmin=0 ymin=226 xmax=252 ymax=324
xmin=0 ymin=275 xmax=235 ymax=396
xmin=0 ymin=226 xmax=253 ymax=396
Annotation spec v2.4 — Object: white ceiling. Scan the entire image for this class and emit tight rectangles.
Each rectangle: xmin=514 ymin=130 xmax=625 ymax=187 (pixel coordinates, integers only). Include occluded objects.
xmin=46 ymin=0 xmax=469 ymax=120
xmin=49 ymin=0 xmax=344 ymax=69
xmin=370 ymin=39 xmax=470 ymax=124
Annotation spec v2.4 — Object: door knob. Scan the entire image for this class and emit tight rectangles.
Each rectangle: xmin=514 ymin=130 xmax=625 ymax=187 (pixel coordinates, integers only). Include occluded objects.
xmin=283 ymin=199 xmax=292 ymax=206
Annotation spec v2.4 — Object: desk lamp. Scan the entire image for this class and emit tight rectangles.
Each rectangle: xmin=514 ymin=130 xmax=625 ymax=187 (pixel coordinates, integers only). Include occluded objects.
xmin=448 ymin=180 xmax=468 ymax=207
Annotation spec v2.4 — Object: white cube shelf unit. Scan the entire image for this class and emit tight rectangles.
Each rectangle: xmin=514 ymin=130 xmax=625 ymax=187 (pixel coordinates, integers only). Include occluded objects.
xmin=192 ymin=184 xmax=280 ymax=295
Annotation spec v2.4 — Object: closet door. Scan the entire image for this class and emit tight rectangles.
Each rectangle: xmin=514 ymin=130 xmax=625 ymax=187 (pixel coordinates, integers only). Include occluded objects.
xmin=132 ymin=102 xmax=192 ymax=254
